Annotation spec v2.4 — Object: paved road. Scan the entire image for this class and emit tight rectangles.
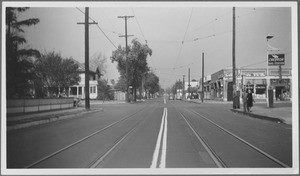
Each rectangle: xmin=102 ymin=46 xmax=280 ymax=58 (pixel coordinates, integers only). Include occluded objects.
xmin=7 ymin=97 xmax=292 ymax=169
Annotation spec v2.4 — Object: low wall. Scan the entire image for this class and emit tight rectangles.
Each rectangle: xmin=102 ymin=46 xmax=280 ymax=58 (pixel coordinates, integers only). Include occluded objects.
xmin=7 ymin=98 xmax=74 ymax=114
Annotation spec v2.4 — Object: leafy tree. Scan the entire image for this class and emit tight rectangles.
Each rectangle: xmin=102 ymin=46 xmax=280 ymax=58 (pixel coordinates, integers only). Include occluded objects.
xmin=97 ymin=78 xmax=113 ymax=100
xmin=6 ymin=7 xmax=40 ymax=98
xmin=165 ymin=87 xmax=173 ymax=95
xmin=111 ymin=39 xmax=152 ymax=102
xmin=144 ymin=72 xmax=160 ymax=98
xmin=90 ymin=52 xmax=107 ymax=76
xmin=34 ymin=51 xmax=80 ymax=97
xmin=172 ymin=80 xmax=183 ymax=94
xmin=114 ymin=76 xmax=127 ymax=92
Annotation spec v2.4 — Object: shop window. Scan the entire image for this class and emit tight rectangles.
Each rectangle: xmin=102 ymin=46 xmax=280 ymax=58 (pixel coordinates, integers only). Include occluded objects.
xmin=256 ymin=84 xmax=266 ymax=94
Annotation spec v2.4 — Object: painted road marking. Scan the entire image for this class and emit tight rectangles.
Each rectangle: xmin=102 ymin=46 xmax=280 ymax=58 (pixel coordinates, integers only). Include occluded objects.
xmin=151 ymin=107 xmax=168 ymax=168
xmin=159 ymin=107 xmax=168 ymax=168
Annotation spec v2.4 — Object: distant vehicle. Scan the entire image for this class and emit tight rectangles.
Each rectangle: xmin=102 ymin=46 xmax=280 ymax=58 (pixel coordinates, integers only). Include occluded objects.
xmin=169 ymin=94 xmax=174 ymax=100
xmin=176 ymin=89 xmax=182 ymax=100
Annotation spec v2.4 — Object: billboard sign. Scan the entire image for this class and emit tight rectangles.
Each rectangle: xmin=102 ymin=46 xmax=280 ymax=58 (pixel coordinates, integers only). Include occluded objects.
xmin=268 ymin=54 xmax=285 ymax=66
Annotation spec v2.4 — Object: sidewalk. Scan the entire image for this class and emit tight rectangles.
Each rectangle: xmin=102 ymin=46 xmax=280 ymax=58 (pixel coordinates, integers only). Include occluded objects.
xmin=6 ymin=106 xmax=103 ymax=131
xmin=186 ymin=99 xmax=293 ymax=125
xmin=231 ymin=103 xmax=292 ymax=125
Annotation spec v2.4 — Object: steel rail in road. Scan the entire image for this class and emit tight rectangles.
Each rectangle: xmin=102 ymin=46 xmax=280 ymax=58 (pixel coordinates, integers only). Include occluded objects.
xmin=25 ymin=103 xmax=152 ymax=168
xmin=88 ymin=104 xmax=159 ymax=168
xmin=190 ymin=109 xmax=290 ymax=168
xmin=168 ymin=99 xmax=226 ymax=167
xmin=178 ymin=111 xmax=227 ymax=168
xmin=169 ymin=100 xmax=290 ymax=168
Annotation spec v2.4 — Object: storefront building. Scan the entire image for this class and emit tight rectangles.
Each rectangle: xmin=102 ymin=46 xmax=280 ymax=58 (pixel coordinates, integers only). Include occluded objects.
xmin=202 ymin=67 xmax=292 ymax=101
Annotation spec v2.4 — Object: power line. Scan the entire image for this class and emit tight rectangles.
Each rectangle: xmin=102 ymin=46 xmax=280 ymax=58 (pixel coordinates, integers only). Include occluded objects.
xmin=182 ymin=8 xmax=194 ymax=45
xmin=188 ymin=9 xmax=232 ymax=38
xmin=75 ymin=7 xmax=117 ymax=49
xmin=131 ymin=8 xmax=147 ymax=44
xmin=173 ymin=8 xmax=194 ymax=70
xmin=131 ymin=8 xmax=158 ymax=72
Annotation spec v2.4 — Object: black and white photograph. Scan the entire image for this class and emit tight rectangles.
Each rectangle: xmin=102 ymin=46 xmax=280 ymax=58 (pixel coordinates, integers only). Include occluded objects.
xmin=1 ymin=1 xmax=298 ymax=175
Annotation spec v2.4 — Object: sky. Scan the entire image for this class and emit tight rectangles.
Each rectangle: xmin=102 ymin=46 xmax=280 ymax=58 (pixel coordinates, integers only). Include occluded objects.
xmin=10 ymin=2 xmax=295 ymax=89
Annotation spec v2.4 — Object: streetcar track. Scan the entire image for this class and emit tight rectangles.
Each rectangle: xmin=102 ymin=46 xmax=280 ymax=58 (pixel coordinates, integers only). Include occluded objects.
xmin=89 ymin=104 xmax=160 ymax=168
xmin=169 ymin=100 xmax=226 ymax=167
xmin=88 ymin=119 xmax=140 ymax=168
xmin=178 ymin=111 xmax=227 ymax=168
xmin=25 ymin=104 xmax=152 ymax=168
xmin=190 ymin=109 xmax=290 ymax=168
xmin=172 ymin=100 xmax=290 ymax=168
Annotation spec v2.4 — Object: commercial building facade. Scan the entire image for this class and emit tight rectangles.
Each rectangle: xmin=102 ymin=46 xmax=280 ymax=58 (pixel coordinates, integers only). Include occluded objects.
xmin=200 ymin=67 xmax=292 ymax=101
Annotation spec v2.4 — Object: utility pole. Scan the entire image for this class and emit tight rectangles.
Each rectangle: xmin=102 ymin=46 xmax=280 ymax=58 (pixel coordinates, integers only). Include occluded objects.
xmin=279 ymin=64 xmax=282 ymax=100
xmin=183 ymin=75 xmax=185 ymax=99
xmin=188 ymin=68 xmax=191 ymax=99
xmin=201 ymin=52 xmax=204 ymax=103
xmin=77 ymin=7 xmax=97 ymax=110
xmin=232 ymin=7 xmax=237 ymax=108
xmin=118 ymin=15 xmax=134 ymax=103
xmin=232 ymin=7 xmax=236 ymax=86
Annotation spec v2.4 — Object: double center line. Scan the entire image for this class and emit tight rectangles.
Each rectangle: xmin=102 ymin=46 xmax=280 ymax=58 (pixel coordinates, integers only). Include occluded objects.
xmin=151 ymin=107 xmax=168 ymax=168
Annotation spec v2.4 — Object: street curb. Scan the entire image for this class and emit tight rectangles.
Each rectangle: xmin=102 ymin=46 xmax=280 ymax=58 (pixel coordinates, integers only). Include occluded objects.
xmin=7 ymin=108 xmax=104 ymax=131
xmin=183 ymin=99 xmax=231 ymax=104
xmin=230 ymin=109 xmax=285 ymax=124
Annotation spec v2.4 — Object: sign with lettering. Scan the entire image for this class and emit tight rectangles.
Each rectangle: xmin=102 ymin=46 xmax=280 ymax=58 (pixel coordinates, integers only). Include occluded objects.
xmin=256 ymin=84 xmax=266 ymax=89
xmin=268 ymin=54 xmax=285 ymax=66
xmin=241 ymin=71 xmax=266 ymax=77
xmin=270 ymin=79 xmax=290 ymax=86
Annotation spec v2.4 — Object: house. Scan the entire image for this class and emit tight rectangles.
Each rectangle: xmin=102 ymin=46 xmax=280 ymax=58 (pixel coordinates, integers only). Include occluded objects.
xmin=68 ymin=60 xmax=102 ymax=99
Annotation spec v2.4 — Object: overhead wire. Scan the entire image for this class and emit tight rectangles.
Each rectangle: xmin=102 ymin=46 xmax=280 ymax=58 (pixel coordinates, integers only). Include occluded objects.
xmin=131 ymin=8 xmax=158 ymax=72
xmin=75 ymin=7 xmax=118 ymax=49
xmin=131 ymin=8 xmax=147 ymax=44
xmin=172 ymin=8 xmax=194 ymax=70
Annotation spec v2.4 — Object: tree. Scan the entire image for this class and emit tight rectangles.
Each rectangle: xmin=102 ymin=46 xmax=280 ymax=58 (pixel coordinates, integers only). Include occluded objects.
xmin=165 ymin=87 xmax=173 ymax=95
xmin=97 ymin=78 xmax=114 ymax=101
xmin=111 ymin=39 xmax=152 ymax=101
xmin=34 ymin=51 xmax=80 ymax=97
xmin=172 ymin=80 xmax=183 ymax=95
xmin=144 ymin=72 xmax=160 ymax=98
xmin=6 ymin=7 xmax=40 ymax=98
xmin=114 ymin=76 xmax=127 ymax=92
xmin=90 ymin=52 xmax=107 ymax=76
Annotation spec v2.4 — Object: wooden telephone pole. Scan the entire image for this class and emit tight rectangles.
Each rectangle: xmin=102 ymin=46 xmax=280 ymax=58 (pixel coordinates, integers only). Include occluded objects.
xmin=77 ymin=7 xmax=97 ymax=110
xmin=183 ymin=75 xmax=185 ymax=99
xmin=201 ymin=52 xmax=204 ymax=103
xmin=118 ymin=15 xmax=134 ymax=103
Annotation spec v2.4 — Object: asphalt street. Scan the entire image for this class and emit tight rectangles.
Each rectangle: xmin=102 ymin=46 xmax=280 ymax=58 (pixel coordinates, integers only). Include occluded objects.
xmin=7 ymin=97 xmax=292 ymax=169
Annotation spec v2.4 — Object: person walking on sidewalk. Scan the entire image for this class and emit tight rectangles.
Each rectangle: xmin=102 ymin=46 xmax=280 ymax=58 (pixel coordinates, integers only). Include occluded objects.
xmin=246 ymin=89 xmax=254 ymax=112
xmin=242 ymin=89 xmax=247 ymax=112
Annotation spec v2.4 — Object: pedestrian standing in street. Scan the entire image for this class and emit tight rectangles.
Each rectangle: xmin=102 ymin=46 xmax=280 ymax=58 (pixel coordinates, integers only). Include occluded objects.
xmin=246 ymin=89 xmax=254 ymax=112
xmin=242 ymin=89 xmax=247 ymax=112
